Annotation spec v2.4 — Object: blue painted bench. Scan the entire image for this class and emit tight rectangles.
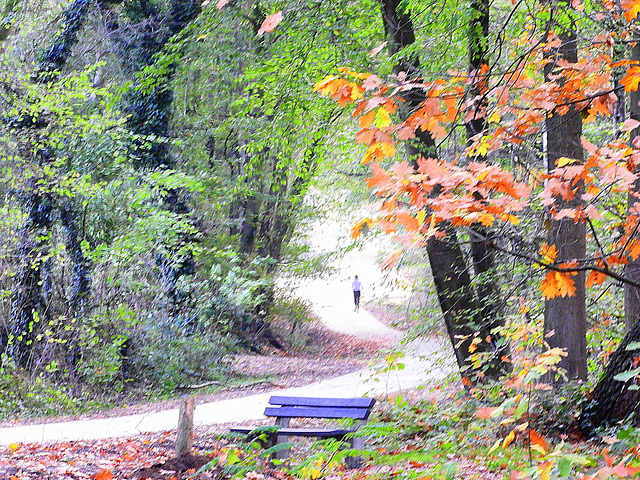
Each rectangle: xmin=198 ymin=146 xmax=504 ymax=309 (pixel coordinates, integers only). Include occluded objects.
xmin=230 ymin=395 xmax=376 ymax=467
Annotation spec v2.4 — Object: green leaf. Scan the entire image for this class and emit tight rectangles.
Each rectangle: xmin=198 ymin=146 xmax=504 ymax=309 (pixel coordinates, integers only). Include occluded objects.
xmin=513 ymin=396 xmax=528 ymax=420
xmin=561 ymin=453 xmax=595 ymax=466
xmin=557 ymin=457 xmax=573 ymax=477
xmin=626 ymin=342 xmax=640 ymax=351
xmin=613 ymin=367 xmax=640 ymax=383
xmin=226 ymin=449 xmax=241 ymax=465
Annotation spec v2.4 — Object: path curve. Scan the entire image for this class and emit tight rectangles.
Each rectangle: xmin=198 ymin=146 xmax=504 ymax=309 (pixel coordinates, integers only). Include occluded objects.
xmin=0 ymin=317 xmax=452 ymax=445
xmin=0 ymin=221 xmax=455 ymax=445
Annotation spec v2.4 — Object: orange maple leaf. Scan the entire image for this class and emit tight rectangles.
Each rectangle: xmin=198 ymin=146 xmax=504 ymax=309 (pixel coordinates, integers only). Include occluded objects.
xmin=586 ymin=269 xmax=608 ymax=288
xmin=358 ymin=110 xmax=375 ymax=129
xmin=538 ymin=243 xmax=558 ymax=265
xmin=621 ymin=66 xmax=640 ymax=92
xmin=395 ymin=211 xmax=420 ymax=232
xmin=313 ymin=76 xmax=343 ymax=96
xmin=362 ymin=142 xmax=396 ymax=164
xmin=622 ymin=0 xmax=640 ymax=21
xmin=351 ymin=218 xmax=374 ymax=238
xmin=257 ymin=11 xmax=283 ymax=35
xmin=628 ymin=239 xmax=640 ymax=260
xmin=540 ymin=271 xmax=577 ymax=299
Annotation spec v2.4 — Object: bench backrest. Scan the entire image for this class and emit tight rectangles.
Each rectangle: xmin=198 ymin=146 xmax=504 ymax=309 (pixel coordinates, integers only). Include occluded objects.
xmin=264 ymin=396 xmax=376 ymax=420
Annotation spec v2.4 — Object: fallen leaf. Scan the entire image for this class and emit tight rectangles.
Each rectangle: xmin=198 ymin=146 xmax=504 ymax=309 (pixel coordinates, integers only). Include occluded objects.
xmin=95 ymin=469 xmax=114 ymax=480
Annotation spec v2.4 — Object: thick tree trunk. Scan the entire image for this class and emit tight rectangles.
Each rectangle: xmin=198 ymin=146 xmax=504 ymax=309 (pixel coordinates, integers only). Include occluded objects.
xmin=579 ymin=316 xmax=640 ymax=435
xmin=105 ymin=0 xmax=201 ymax=319
xmin=9 ymin=187 xmax=54 ymax=368
xmin=426 ymin=227 xmax=485 ymax=373
xmin=380 ymin=0 xmax=508 ymax=383
xmin=625 ymin=38 xmax=640 ymax=331
xmin=6 ymin=0 xmax=92 ymax=368
xmin=544 ymin=26 xmax=587 ymax=381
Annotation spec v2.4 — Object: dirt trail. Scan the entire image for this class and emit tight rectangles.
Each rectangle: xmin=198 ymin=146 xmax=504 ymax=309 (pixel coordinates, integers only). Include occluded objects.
xmin=0 ymin=307 xmax=453 ymax=445
xmin=0 ymin=217 xmax=455 ymax=445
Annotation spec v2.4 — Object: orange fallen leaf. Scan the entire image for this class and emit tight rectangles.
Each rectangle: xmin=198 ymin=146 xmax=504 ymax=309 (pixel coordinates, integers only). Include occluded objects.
xmin=95 ymin=470 xmax=114 ymax=480
xmin=476 ymin=406 xmax=498 ymax=419
xmin=529 ymin=429 xmax=548 ymax=454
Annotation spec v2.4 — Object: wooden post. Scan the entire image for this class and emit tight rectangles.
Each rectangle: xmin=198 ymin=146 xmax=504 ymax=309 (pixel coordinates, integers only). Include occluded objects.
xmin=345 ymin=421 xmax=365 ymax=469
xmin=176 ymin=396 xmax=194 ymax=457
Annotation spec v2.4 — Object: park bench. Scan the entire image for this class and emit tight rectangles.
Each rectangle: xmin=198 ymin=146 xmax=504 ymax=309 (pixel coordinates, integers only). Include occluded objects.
xmin=230 ymin=395 xmax=376 ymax=467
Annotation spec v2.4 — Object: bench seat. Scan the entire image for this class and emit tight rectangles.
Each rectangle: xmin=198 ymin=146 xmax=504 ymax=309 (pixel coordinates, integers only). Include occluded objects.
xmin=229 ymin=395 xmax=375 ymax=468
xmin=230 ymin=426 xmax=354 ymax=438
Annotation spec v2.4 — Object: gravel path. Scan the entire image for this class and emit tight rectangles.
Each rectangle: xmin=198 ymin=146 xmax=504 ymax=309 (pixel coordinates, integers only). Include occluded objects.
xmin=0 ymin=313 xmax=453 ymax=445
xmin=0 ymin=219 xmax=455 ymax=446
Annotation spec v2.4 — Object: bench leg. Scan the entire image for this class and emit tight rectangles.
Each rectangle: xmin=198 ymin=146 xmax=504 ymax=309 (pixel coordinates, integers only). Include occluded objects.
xmin=270 ymin=418 xmax=291 ymax=465
xmin=344 ymin=435 xmax=365 ymax=469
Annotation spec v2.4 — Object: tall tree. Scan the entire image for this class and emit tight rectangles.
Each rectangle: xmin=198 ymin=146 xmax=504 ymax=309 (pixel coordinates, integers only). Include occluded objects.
xmin=99 ymin=0 xmax=201 ymax=319
xmin=543 ymin=15 xmax=587 ymax=381
xmin=379 ymin=0 xmax=509 ymax=382
xmin=6 ymin=0 xmax=93 ymax=368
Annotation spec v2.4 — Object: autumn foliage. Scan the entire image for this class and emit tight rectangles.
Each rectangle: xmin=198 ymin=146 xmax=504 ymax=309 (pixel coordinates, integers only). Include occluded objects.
xmin=314 ymin=2 xmax=640 ymax=301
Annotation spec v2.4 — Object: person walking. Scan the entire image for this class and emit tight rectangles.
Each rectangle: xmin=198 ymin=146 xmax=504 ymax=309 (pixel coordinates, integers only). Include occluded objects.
xmin=352 ymin=275 xmax=362 ymax=312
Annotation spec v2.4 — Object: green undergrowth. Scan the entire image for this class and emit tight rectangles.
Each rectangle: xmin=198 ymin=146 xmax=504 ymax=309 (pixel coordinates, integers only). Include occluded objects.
xmin=210 ymin=389 xmax=640 ymax=480
xmin=0 ymin=359 xmax=277 ymax=422
xmin=0 ymin=368 xmax=98 ymax=420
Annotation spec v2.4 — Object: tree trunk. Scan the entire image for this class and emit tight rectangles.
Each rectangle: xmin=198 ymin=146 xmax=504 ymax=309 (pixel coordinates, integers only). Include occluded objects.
xmin=625 ymin=36 xmax=640 ymax=331
xmin=9 ymin=186 xmax=54 ymax=368
xmin=176 ymin=396 xmax=195 ymax=456
xmin=579 ymin=316 xmax=640 ymax=436
xmin=426 ymin=227 xmax=484 ymax=373
xmin=7 ymin=0 xmax=92 ymax=368
xmin=60 ymin=202 xmax=91 ymax=319
xmin=0 ymin=0 xmax=19 ymax=43
xmin=544 ymin=25 xmax=587 ymax=381
xmin=465 ymin=0 xmax=510 ymax=368
xmin=380 ymin=0 xmax=508 ymax=383
xmin=60 ymin=201 xmax=92 ymax=373
xmin=103 ymin=0 xmax=201 ymax=320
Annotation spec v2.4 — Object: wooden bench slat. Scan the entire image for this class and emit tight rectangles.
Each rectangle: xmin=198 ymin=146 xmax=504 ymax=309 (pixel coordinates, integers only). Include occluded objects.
xmin=230 ymin=426 xmax=276 ymax=434
xmin=229 ymin=396 xmax=375 ymax=468
xmin=264 ymin=406 xmax=372 ymax=420
xmin=268 ymin=396 xmax=376 ymax=409
xmin=230 ymin=426 xmax=354 ymax=438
